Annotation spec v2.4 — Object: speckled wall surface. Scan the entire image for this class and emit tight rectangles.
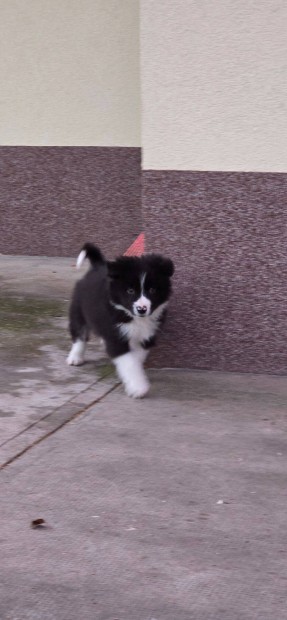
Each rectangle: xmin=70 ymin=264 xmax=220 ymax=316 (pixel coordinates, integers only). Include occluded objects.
xmin=0 ymin=147 xmax=141 ymax=259
xmin=143 ymin=170 xmax=287 ymax=374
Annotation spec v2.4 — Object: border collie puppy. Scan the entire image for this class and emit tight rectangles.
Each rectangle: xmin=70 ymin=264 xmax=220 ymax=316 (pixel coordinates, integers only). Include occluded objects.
xmin=67 ymin=243 xmax=174 ymax=398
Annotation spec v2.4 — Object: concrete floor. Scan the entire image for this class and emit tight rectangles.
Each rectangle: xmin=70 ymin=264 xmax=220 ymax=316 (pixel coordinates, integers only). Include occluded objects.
xmin=1 ymin=256 xmax=287 ymax=619
xmin=0 ymin=255 xmax=116 ymax=466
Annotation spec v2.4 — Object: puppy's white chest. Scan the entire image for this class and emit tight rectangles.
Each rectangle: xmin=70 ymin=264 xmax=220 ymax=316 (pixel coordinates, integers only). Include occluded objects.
xmin=119 ymin=316 xmax=157 ymax=348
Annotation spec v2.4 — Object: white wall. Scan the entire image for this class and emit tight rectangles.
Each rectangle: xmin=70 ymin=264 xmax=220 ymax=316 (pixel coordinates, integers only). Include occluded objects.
xmin=141 ymin=0 xmax=287 ymax=172
xmin=0 ymin=0 xmax=140 ymax=146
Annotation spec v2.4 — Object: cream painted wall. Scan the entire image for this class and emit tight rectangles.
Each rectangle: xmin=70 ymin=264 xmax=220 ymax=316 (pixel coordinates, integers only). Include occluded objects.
xmin=141 ymin=0 xmax=287 ymax=172
xmin=0 ymin=0 xmax=140 ymax=146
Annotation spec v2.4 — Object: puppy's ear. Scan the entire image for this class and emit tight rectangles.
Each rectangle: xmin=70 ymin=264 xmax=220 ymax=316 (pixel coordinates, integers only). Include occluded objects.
xmin=156 ymin=257 xmax=174 ymax=278
xmin=107 ymin=261 xmax=120 ymax=280
xmin=161 ymin=257 xmax=174 ymax=278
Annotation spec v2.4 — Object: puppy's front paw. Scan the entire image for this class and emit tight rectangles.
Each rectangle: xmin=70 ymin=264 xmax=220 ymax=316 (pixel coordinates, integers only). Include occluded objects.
xmin=66 ymin=351 xmax=84 ymax=366
xmin=124 ymin=376 xmax=150 ymax=399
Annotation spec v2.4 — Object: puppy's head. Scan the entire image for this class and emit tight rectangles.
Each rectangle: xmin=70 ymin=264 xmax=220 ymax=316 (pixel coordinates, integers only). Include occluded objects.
xmin=108 ymin=254 xmax=174 ymax=318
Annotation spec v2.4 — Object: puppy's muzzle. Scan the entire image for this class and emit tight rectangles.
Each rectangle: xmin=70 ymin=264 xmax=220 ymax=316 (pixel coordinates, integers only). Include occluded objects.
xmin=136 ymin=305 xmax=147 ymax=316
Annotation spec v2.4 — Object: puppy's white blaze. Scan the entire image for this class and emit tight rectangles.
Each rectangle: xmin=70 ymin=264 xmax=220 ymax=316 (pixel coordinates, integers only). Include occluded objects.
xmin=140 ymin=272 xmax=146 ymax=291
xmin=67 ymin=339 xmax=86 ymax=365
xmin=113 ymin=351 xmax=150 ymax=398
xmin=76 ymin=250 xmax=87 ymax=269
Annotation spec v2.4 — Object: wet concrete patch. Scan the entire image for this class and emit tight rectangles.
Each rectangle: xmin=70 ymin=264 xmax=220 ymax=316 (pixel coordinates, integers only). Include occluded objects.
xmin=0 ymin=290 xmax=114 ymax=450
xmin=0 ymin=295 xmax=66 ymax=332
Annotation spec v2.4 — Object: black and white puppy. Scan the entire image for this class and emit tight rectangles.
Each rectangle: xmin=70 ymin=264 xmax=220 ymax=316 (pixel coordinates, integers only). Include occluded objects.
xmin=67 ymin=243 xmax=174 ymax=398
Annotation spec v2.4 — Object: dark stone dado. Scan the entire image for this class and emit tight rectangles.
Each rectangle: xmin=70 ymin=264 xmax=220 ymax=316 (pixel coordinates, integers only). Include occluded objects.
xmin=1 ymin=149 xmax=287 ymax=374
xmin=143 ymin=170 xmax=287 ymax=374
xmin=0 ymin=147 xmax=141 ymax=258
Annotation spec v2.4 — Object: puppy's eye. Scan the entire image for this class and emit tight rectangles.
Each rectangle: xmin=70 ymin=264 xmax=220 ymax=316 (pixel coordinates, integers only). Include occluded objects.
xmin=127 ymin=288 xmax=135 ymax=295
xmin=149 ymin=287 xmax=156 ymax=294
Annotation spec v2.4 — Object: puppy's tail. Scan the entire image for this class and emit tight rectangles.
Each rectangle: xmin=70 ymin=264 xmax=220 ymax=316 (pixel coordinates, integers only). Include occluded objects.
xmin=76 ymin=243 xmax=105 ymax=269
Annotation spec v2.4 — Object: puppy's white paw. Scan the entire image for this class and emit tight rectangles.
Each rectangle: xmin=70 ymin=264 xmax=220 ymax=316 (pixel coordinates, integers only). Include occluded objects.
xmin=66 ymin=352 xmax=84 ymax=366
xmin=124 ymin=376 xmax=150 ymax=399
xmin=67 ymin=341 xmax=85 ymax=366
xmin=113 ymin=352 xmax=150 ymax=399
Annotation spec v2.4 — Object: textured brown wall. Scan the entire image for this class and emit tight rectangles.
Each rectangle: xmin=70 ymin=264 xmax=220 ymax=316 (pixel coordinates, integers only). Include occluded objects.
xmin=143 ymin=170 xmax=287 ymax=374
xmin=2 ymin=148 xmax=287 ymax=373
xmin=0 ymin=147 xmax=141 ymax=259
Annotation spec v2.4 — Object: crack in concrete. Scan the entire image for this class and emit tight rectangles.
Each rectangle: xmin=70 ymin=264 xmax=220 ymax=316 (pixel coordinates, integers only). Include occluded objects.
xmin=0 ymin=382 xmax=119 ymax=471
xmin=0 ymin=374 xmax=111 ymax=450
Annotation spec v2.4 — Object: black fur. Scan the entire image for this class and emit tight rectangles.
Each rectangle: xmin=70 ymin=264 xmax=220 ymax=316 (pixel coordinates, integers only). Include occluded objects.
xmin=68 ymin=243 xmax=174 ymax=360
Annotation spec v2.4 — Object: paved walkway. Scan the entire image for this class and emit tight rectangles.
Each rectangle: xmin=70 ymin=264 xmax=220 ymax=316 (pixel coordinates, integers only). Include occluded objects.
xmin=1 ymin=256 xmax=287 ymax=619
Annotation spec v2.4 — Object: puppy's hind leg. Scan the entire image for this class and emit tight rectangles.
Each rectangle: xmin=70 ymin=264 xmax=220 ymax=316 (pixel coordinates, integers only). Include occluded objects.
xmin=67 ymin=295 xmax=89 ymax=366
xmin=67 ymin=339 xmax=87 ymax=366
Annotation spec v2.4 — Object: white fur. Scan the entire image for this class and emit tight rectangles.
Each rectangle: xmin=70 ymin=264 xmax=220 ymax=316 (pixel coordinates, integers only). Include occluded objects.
xmin=141 ymin=272 xmax=146 ymax=289
xmin=134 ymin=347 xmax=148 ymax=363
xmin=118 ymin=302 xmax=168 ymax=350
xmin=76 ymin=250 xmax=87 ymax=269
xmin=67 ymin=340 xmax=86 ymax=365
xmin=133 ymin=274 xmax=151 ymax=316
xmin=113 ymin=351 xmax=150 ymax=398
xmin=111 ymin=302 xmax=133 ymax=318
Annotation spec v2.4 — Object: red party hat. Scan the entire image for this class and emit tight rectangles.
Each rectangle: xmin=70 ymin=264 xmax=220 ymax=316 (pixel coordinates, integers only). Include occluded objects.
xmin=124 ymin=233 xmax=145 ymax=257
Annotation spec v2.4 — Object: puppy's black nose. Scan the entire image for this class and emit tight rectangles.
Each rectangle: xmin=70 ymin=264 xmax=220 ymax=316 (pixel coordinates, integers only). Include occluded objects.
xmin=136 ymin=306 xmax=147 ymax=315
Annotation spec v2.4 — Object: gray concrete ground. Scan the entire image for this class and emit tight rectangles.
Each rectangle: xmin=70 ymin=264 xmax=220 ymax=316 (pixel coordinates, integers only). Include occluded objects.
xmin=0 ymin=255 xmax=116 ymax=466
xmin=1 ymin=255 xmax=287 ymax=620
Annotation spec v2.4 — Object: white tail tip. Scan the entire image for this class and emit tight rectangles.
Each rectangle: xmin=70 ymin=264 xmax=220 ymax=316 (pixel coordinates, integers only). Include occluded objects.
xmin=76 ymin=250 xmax=87 ymax=269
